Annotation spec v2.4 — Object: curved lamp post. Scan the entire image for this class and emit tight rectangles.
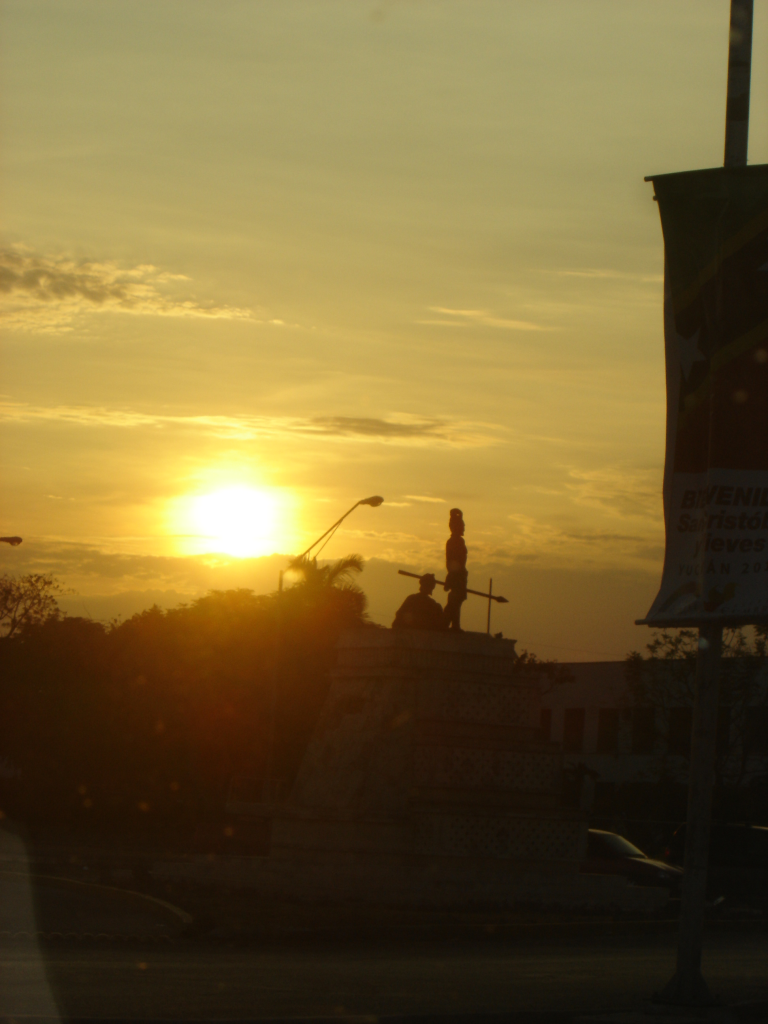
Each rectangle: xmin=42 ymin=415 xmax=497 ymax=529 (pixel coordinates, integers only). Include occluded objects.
xmin=296 ymin=495 xmax=384 ymax=561
xmin=264 ymin=496 xmax=384 ymax=805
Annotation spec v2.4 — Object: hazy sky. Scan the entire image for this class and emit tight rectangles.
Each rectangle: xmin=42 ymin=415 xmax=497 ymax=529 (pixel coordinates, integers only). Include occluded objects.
xmin=3 ymin=0 xmax=767 ymax=659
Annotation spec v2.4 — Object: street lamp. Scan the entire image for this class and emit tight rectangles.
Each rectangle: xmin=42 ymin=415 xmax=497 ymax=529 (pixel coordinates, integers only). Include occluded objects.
xmin=0 ymin=537 xmax=22 ymax=546
xmin=263 ymin=495 xmax=384 ymax=805
xmin=295 ymin=495 xmax=384 ymax=562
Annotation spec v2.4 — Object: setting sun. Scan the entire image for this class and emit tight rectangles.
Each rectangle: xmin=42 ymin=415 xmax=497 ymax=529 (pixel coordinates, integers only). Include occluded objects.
xmin=189 ymin=487 xmax=278 ymax=558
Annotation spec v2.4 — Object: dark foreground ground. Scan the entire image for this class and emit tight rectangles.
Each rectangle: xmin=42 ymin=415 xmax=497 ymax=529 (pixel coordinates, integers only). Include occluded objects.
xmin=3 ymin=929 xmax=768 ymax=1021
xmin=1 ymin=824 xmax=767 ymax=1023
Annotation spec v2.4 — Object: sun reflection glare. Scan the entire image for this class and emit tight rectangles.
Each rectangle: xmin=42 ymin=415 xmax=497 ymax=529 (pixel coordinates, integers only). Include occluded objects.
xmin=186 ymin=486 xmax=279 ymax=557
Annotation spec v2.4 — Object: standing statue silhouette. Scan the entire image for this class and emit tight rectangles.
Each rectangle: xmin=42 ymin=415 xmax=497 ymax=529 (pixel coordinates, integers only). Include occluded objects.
xmin=443 ymin=508 xmax=468 ymax=631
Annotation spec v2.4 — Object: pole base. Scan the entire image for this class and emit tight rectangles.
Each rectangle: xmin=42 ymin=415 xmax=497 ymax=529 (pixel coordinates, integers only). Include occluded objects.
xmin=654 ymin=970 xmax=719 ymax=1008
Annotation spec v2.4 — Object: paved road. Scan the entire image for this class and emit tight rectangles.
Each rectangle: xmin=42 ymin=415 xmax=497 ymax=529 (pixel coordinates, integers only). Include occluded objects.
xmin=2 ymin=931 xmax=767 ymax=1020
xmin=0 ymin=825 xmax=188 ymax=940
xmin=0 ymin=872 xmax=187 ymax=939
xmin=1 ymin=826 xmax=766 ymax=1020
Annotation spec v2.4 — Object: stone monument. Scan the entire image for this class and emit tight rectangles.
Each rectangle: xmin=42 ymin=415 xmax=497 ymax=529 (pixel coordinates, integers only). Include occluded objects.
xmin=251 ymin=629 xmax=662 ymax=910
xmin=160 ymin=512 xmax=666 ymax=912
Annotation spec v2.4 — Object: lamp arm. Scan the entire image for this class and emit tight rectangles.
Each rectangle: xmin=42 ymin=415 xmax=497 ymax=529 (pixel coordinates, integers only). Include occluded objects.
xmin=296 ymin=502 xmax=360 ymax=561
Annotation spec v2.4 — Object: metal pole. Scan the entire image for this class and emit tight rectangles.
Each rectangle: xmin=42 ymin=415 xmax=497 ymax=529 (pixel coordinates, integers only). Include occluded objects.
xmin=658 ymin=623 xmax=722 ymax=1005
xmin=724 ymin=0 xmax=754 ymax=168
xmin=658 ymin=5 xmax=753 ymax=1004
xmin=486 ymin=578 xmax=493 ymax=634
xmin=265 ymin=570 xmax=282 ymax=804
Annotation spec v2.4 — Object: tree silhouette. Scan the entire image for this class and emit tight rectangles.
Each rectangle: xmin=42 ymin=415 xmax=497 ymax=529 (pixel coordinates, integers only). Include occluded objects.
xmin=624 ymin=627 xmax=768 ymax=821
xmin=0 ymin=573 xmax=62 ymax=638
xmin=0 ymin=567 xmax=372 ymax=829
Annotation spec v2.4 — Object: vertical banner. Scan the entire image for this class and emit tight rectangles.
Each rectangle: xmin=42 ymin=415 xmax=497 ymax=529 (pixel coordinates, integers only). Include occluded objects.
xmin=645 ymin=166 xmax=768 ymax=625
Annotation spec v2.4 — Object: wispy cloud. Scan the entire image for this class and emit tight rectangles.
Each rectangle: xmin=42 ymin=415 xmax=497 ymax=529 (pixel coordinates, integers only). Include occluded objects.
xmin=0 ymin=401 xmax=501 ymax=448
xmin=0 ymin=540 xmax=293 ymax=598
xmin=0 ymin=401 xmax=270 ymax=439
xmin=306 ymin=416 xmax=446 ymax=440
xmin=562 ymin=530 xmax=647 ymax=544
xmin=564 ymin=465 xmax=662 ymax=520
xmin=0 ymin=247 xmax=255 ymax=332
xmin=417 ymin=307 xmax=545 ymax=331
xmin=497 ymin=511 xmax=660 ymax=567
xmin=552 ymin=268 xmax=663 ymax=283
xmin=0 ymin=539 xmax=211 ymax=586
xmin=404 ymin=495 xmax=445 ymax=503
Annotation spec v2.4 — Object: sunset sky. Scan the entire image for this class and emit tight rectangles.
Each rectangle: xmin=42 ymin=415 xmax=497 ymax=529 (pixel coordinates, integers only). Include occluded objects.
xmin=3 ymin=0 xmax=768 ymax=659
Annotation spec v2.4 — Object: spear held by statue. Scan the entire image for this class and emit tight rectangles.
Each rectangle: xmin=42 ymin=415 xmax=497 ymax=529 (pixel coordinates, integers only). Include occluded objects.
xmin=397 ymin=570 xmax=508 ymax=604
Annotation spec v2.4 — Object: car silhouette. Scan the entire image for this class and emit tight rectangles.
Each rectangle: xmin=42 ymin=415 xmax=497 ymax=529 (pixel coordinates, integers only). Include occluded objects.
xmin=581 ymin=829 xmax=683 ymax=891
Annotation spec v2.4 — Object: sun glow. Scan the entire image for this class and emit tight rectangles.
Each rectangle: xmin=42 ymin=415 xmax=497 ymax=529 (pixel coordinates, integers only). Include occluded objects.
xmin=188 ymin=486 xmax=279 ymax=557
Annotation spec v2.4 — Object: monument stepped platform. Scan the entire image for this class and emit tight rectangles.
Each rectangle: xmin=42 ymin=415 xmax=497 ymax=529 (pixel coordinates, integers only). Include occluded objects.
xmin=159 ymin=629 xmax=668 ymax=912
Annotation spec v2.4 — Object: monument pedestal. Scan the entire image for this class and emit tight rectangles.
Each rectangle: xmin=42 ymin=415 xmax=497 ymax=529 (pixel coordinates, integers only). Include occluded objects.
xmin=160 ymin=630 xmax=668 ymax=912
xmin=260 ymin=629 xmax=665 ymax=910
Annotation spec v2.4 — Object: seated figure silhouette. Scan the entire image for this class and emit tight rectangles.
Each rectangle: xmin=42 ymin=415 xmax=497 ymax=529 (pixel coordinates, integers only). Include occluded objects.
xmin=392 ymin=574 xmax=446 ymax=631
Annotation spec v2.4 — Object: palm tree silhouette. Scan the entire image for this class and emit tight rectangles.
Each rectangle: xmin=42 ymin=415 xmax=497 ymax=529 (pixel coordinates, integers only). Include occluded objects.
xmin=288 ymin=553 xmax=362 ymax=589
xmin=285 ymin=553 xmax=368 ymax=622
